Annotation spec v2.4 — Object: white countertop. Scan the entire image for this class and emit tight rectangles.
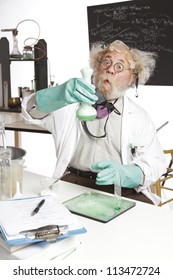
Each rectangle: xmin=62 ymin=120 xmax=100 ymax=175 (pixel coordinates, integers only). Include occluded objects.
xmin=1 ymin=170 xmax=173 ymax=261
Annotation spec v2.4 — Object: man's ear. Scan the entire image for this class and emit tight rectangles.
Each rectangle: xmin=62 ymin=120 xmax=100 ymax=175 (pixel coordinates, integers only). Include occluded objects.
xmin=128 ymin=72 xmax=136 ymax=87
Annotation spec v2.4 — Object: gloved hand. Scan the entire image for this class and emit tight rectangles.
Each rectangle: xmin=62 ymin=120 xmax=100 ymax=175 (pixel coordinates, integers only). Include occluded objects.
xmin=91 ymin=160 xmax=143 ymax=188
xmin=36 ymin=78 xmax=97 ymax=113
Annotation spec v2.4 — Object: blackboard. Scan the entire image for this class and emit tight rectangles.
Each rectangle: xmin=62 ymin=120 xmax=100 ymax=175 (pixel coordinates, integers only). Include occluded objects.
xmin=87 ymin=0 xmax=173 ymax=86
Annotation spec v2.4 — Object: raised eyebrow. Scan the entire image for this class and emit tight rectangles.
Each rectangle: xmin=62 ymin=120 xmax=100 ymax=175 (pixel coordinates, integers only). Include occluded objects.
xmin=104 ymin=56 xmax=125 ymax=64
xmin=116 ymin=59 xmax=126 ymax=64
xmin=104 ymin=55 xmax=112 ymax=59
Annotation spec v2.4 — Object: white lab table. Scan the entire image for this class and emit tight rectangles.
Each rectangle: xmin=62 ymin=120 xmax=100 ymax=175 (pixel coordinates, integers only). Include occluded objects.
xmin=0 ymin=170 xmax=173 ymax=261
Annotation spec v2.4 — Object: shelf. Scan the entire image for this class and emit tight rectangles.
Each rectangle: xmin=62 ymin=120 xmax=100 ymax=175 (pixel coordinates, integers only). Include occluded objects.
xmin=5 ymin=121 xmax=50 ymax=134
xmin=0 ymin=107 xmax=21 ymax=113
xmin=10 ymin=58 xmax=34 ymax=62
xmin=0 ymin=38 xmax=48 ymax=103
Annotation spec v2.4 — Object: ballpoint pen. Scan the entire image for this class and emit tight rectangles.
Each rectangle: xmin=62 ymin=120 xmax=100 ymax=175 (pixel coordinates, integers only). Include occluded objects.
xmin=31 ymin=199 xmax=45 ymax=216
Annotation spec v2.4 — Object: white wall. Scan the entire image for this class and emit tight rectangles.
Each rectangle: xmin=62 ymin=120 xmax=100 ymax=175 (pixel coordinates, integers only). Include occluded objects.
xmin=1 ymin=0 xmax=173 ymax=178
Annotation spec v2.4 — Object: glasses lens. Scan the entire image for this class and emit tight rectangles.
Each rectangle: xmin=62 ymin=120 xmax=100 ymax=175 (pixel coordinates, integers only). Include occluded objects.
xmin=100 ymin=58 xmax=125 ymax=73
xmin=101 ymin=58 xmax=111 ymax=69
xmin=114 ymin=62 xmax=124 ymax=72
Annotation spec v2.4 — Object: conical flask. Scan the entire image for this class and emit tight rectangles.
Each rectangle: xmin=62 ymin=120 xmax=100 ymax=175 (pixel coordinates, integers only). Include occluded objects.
xmin=76 ymin=67 xmax=97 ymax=121
xmin=11 ymin=30 xmax=22 ymax=58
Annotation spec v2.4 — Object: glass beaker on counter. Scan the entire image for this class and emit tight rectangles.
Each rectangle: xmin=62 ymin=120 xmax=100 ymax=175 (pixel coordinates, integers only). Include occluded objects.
xmin=0 ymin=147 xmax=12 ymax=200
xmin=0 ymin=121 xmax=26 ymax=200
xmin=0 ymin=149 xmax=25 ymax=200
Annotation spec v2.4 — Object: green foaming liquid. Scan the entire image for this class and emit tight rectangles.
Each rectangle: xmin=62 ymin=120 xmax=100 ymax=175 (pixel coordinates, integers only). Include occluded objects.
xmin=77 ymin=114 xmax=96 ymax=121
xmin=76 ymin=103 xmax=97 ymax=121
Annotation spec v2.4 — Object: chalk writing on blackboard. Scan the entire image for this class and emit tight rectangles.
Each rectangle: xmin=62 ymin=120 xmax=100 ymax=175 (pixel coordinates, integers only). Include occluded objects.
xmin=87 ymin=0 xmax=173 ymax=85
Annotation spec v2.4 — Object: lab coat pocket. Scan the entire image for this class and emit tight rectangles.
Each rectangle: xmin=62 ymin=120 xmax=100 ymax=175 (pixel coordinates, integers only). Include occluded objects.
xmin=130 ymin=136 xmax=148 ymax=159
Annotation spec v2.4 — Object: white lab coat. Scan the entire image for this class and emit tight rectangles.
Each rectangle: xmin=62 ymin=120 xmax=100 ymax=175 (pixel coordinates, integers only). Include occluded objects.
xmin=22 ymin=94 xmax=167 ymax=204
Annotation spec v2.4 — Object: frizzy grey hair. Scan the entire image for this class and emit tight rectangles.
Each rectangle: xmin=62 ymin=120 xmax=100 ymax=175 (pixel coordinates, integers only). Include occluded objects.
xmin=89 ymin=40 xmax=157 ymax=85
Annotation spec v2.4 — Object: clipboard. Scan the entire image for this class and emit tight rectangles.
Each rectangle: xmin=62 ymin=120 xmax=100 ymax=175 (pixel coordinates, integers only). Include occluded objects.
xmin=19 ymin=224 xmax=69 ymax=243
xmin=64 ymin=191 xmax=136 ymax=223
xmin=0 ymin=196 xmax=86 ymax=246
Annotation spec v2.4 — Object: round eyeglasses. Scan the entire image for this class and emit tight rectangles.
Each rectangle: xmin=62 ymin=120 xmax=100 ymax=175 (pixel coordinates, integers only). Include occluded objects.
xmin=100 ymin=58 xmax=130 ymax=73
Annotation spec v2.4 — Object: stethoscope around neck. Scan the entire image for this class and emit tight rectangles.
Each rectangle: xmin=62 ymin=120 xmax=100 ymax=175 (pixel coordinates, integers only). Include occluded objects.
xmin=81 ymin=99 xmax=121 ymax=139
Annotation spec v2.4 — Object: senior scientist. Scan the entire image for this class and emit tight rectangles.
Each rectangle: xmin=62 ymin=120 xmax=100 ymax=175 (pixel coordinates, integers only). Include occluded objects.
xmin=22 ymin=40 xmax=166 ymax=204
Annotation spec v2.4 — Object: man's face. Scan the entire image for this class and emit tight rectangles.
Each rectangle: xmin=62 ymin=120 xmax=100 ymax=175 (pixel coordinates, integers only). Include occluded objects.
xmin=94 ymin=51 xmax=135 ymax=100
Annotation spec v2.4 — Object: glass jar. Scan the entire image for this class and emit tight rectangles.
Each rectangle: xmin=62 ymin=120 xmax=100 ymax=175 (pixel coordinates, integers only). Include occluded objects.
xmin=23 ymin=46 xmax=34 ymax=60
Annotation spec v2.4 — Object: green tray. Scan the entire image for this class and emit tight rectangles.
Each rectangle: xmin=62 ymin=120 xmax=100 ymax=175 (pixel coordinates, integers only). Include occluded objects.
xmin=64 ymin=191 xmax=136 ymax=223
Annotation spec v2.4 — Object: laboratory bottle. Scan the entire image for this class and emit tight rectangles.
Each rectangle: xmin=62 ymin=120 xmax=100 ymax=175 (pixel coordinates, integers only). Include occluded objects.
xmin=23 ymin=46 xmax=34 ymax=60
xmin=76 ymin=67 xmax=97 ymax=121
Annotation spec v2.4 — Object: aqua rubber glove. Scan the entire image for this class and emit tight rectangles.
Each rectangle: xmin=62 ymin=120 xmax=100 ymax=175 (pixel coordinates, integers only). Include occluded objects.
xmin=91 ymin=160 xmax=143 ymax=188
xmin=36 ymin=78 xmax=97 ymax=113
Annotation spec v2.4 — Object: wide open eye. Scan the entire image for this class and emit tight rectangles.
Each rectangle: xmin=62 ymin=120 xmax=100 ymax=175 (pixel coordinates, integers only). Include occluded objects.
xmin=114 ymin=62 xmax=124 ymax=72
xmin=100 ymin=58 xmax=112 ymax=69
